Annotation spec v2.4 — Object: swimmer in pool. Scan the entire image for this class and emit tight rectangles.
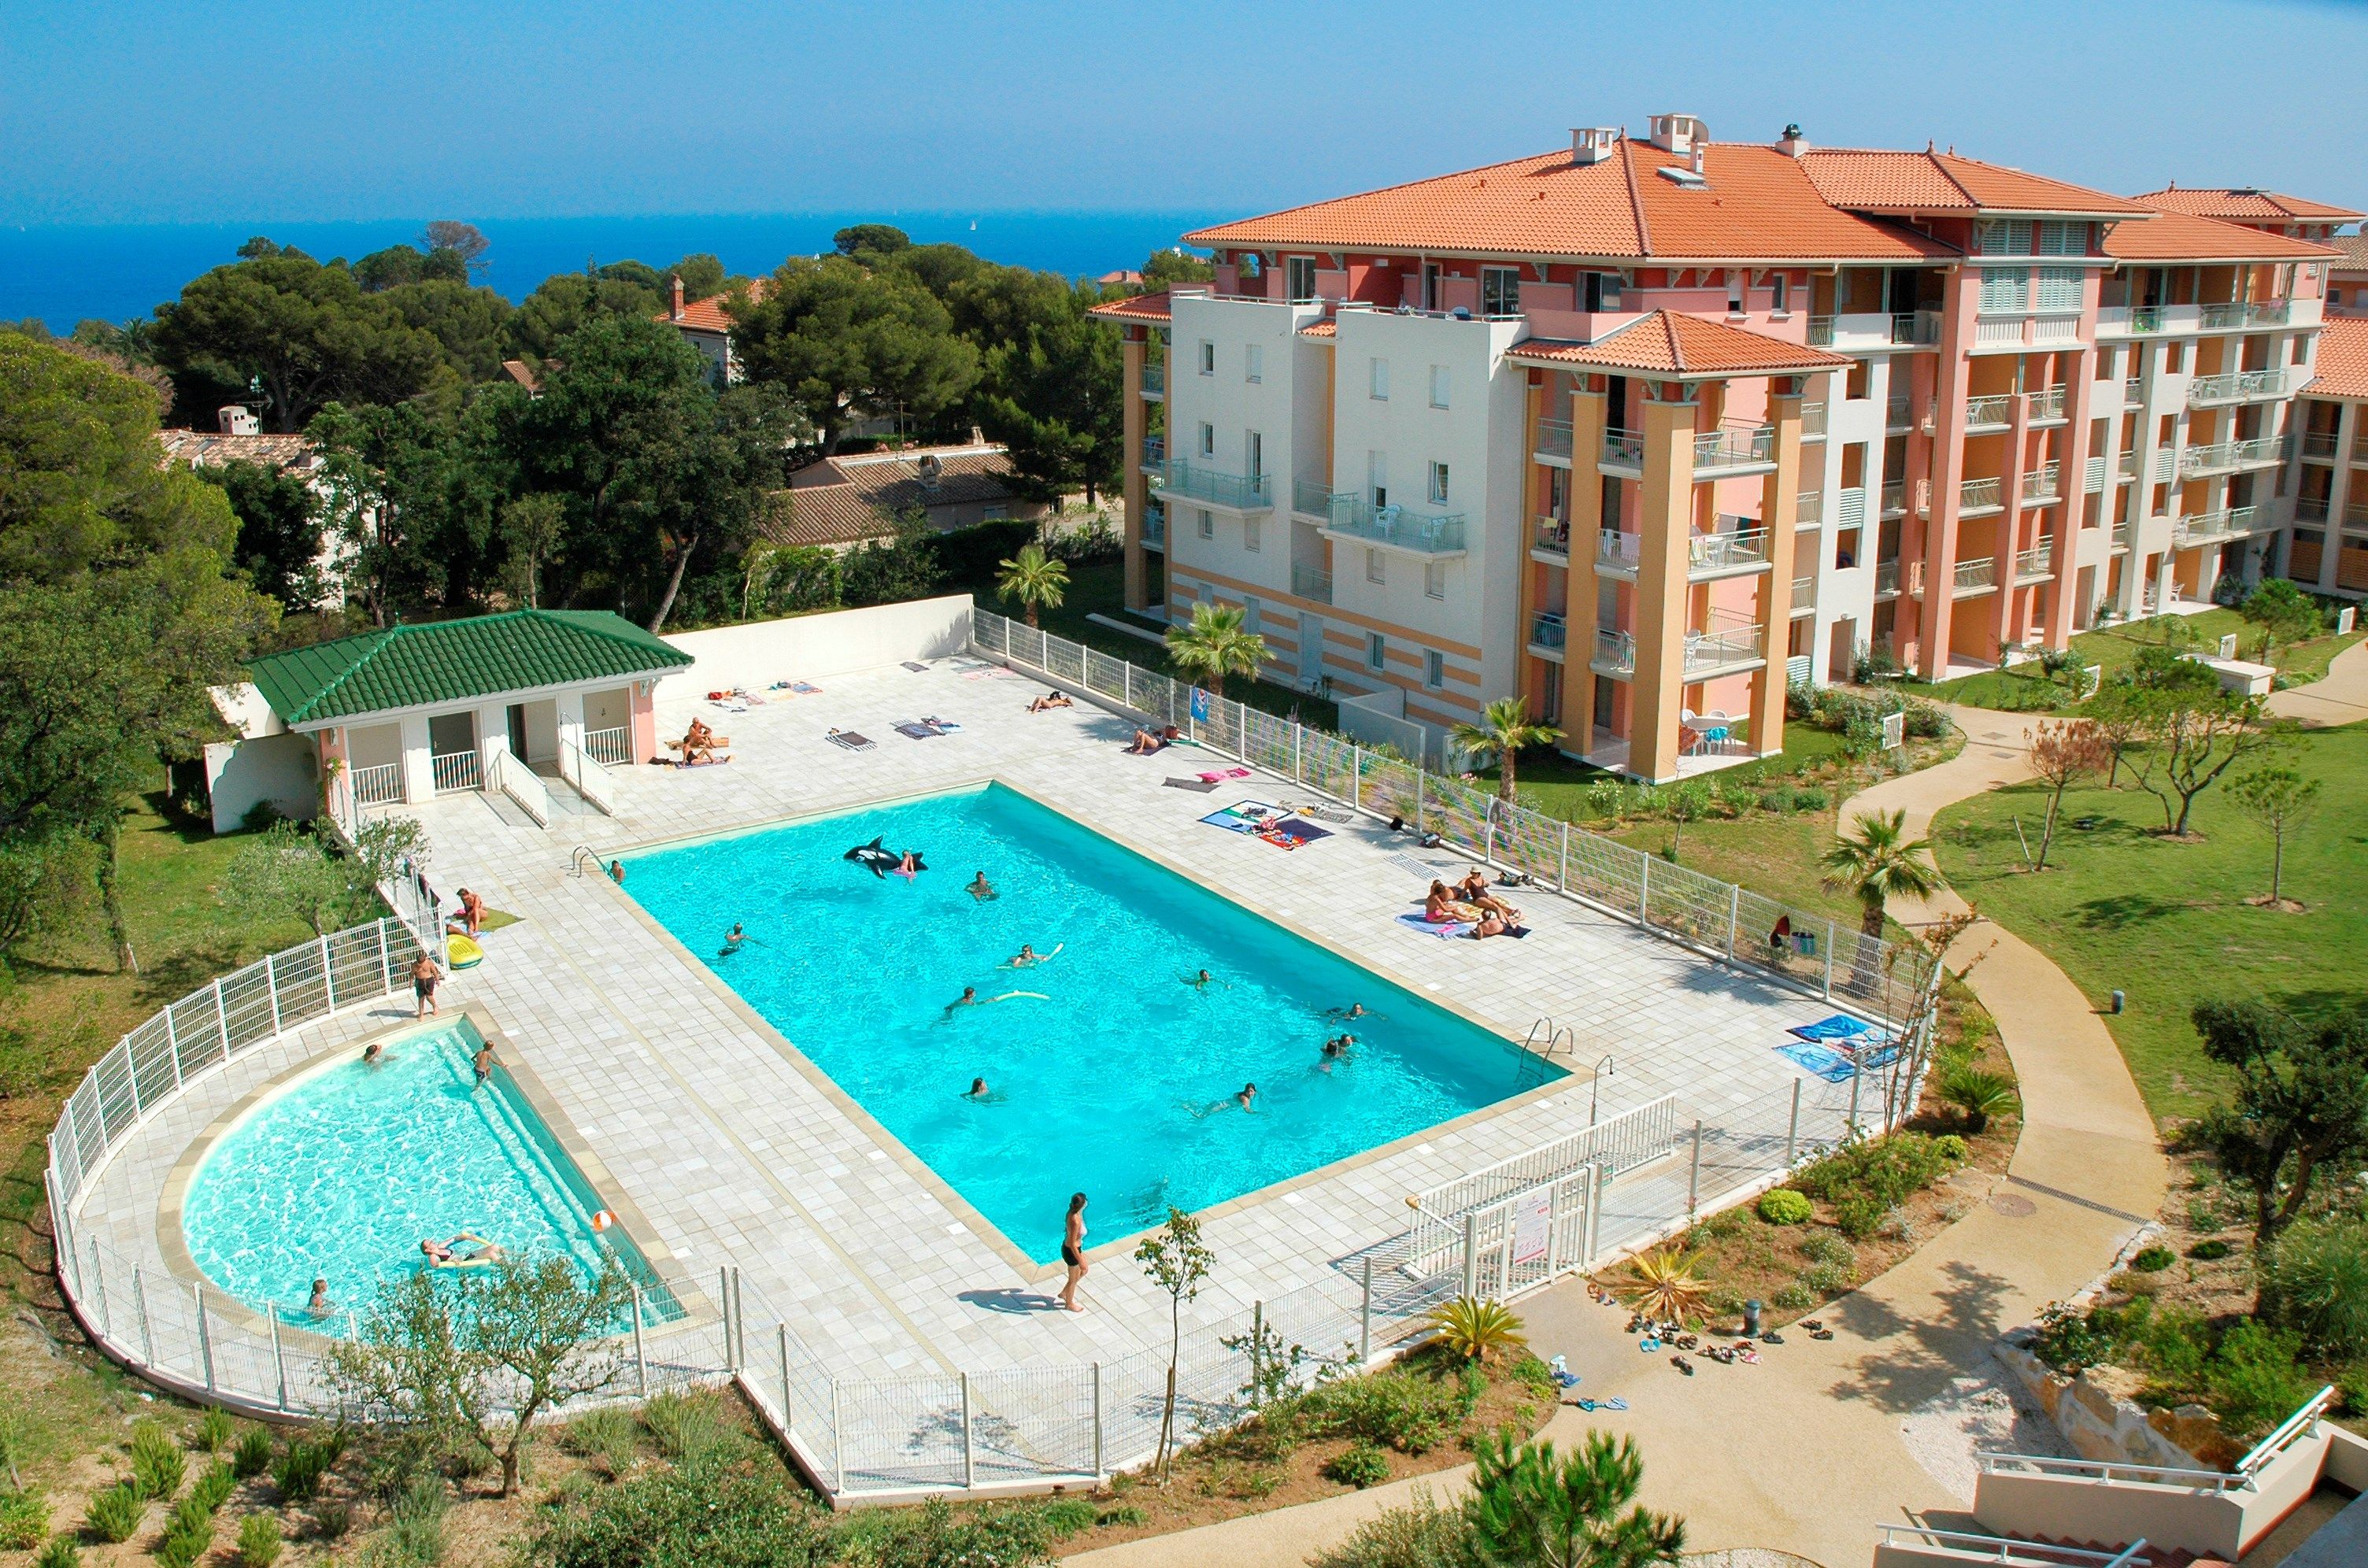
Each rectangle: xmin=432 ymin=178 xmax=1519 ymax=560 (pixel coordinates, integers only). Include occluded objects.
xmin=1235 ymin=1082 xmax=1259 ymax=1111
xmin=968 ymin=1077 xmax=989 ymax=1098
xmin=944 ymin=986 xmax=979 ymax=1018
xmin=1007 ymin=943 xmax=1061 ymax=967
xmin=306 ymin=1278 xmax=335 ymax=1320
xmin=421 ymin=1233 xmax=503 ymax=1269
xmin=723 ymin=923 xmax=746 ymax=952
xmin=363 ymin=1041 xmax=385 ymax=1067
xmin=1326 ymin=1002 xmax=1370 ymax=1021
xmin=1185 ymin=969 xmax=1215 ymax=989
xmin=897 ymin=849 xmax=920 ymax=875
xmin=967 ymin=871 xmax=997 ymax=901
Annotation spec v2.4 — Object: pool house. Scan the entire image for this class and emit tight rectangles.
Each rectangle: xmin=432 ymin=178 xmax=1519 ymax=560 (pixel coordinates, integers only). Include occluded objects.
xmin=227 ymin=610 xmax=694 ymax=829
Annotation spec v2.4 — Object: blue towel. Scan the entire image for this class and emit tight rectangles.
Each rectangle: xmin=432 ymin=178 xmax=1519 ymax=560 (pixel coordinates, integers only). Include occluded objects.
xmin=1789 ymin=1013 xmax=1877 ymax=1044
xmin=1396 ymin=912 xmax=1475 ymax=939
xmin=1776 ymin=1041 xmax=1857 ymax=1083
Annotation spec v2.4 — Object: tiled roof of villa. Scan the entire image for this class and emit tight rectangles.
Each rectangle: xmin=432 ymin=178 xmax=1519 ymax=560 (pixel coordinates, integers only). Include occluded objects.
xmin=1086 ymin=290 xmax=1174 ymax=324
xmin=2134 ymin=187 xmax=2364 ymax=224
xmin=1184 ymin=141 xmax=1962 ymax=263
xmin=2326 ymin=235 xmax=2368 ymax=269
xmin=657 ymin=278 xmax=766 ymax=335
xmin=765 ymin=443 xmax=1023 ymax=548
xmin=2103 ymin=205 xmax=2338 ymax=263
xmin=2304 ymin=317 xmax=2368 ymax=401
xmin=1504 ymin=310 xmax=1850 ymax=378
xmin=248 ymin=609 xmax=690 ymax=727
xmin=157 ymin=428 xmax=318 ymax=471
xmin=1793 ymin=149 xmax=2152 ymax=218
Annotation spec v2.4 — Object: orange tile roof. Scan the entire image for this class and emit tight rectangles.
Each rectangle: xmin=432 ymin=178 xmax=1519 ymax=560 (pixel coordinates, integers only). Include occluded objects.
xmin=2329 ymin=235 xmax=2368 ymax=271
xmin=2136 ymin=187 xmax=2364 ymax=224
xmin=1087 ymin=289 xmax=1173 ymax=324
xmin=1796 ymin=148 xmax=2150 ymax=217
xmin=655 ymin=278 xmax=766 ymax=335
xmin=1297 ymin=319 xmax=1338 ymax=338
xmin=2103 ymin=205 xmax=2338 ymax=263
xmin=1504 ymin=310 xmax=1850 ymax=379
xmin=1182 ymin=140 xmax=1956 ymax=263
xmin=2304 ymin=316 xmax=2368 ymax=401
xmin=157 ymin=428 xmax=319 ymax=471
xmin=766 ymin=443 xmax=1026 ymax=547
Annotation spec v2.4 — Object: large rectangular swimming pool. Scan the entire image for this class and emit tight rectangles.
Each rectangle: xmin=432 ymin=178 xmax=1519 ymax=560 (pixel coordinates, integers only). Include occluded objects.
xmin=623 ymin=784 xmax=1556 ymax=1262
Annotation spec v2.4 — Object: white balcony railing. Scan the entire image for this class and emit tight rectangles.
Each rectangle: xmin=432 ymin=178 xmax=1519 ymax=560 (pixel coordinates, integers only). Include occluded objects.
xmin=2189 ymin=368 xmax=2288 ymax=406
xmin=1953 ymin=557 xmax=1998 ymax=594
xmin=2300 ymin=429 xmax=2340 ymax=460
xmin=2015 ymin=544 xmax=2055 ymax=579
xmin=1160 ymin=459 xmax=1272 ymax=510
xmin=1800 ymin=400 xmax=1827 ymax=438
xmin=1532 ymin=515 xmax=1571 ymax=556
xmin=1693 ymin=424 xmax=1776 ymax=472
xmin=2180 ymin=435 xmax=2291 ymax=476
xmin=1884 ymin=395 xmax=1912 ymax=432
xmin=1878 ymin=480 xmax=1904 ymax=519
xmin=2022 ymin=460 xmax=2062 ymax=502
xmin=1601 ymin=427 xmax=1645 ymax=468
xmin=1964 ymin=394 xmax=2014 ymax=428
xmin=1790 ymin=575 xmax=1814 ymax=612
xmin=2175 ymin=505 xmax=2259 ymax=545
xmin=1293 ymin=476 xmax=1346 ymax=517
xmin=1589 ymin=619 xmax=1766 ymax=676
xmin=583 ymin=725 xmax=632 ymax=767
xmin=1691 ymin=527 xmax=1770 ymax=571
xmin=430 ymin=750 xmax=483 ymax=795
xmin=1290 ymin=564 xmax=1333 ymax=604
xmin=1874 ymin=560 xmax=1901 ymax=597
xmin=1795 ymin=490 xmax=1822 ymax=528
xmin=2028 ymin=385 xmax=2067 ymax=421
xmin=2123 ymin=375 xmax=2143 ymax=406
xmin=1325 ymin=496 xmax=1467 ymax=553
xmin=1529 ymin=612 xmax=1568 ymax=653
xmin=1959 ymin=476 xmax=2005 ymax=514
xmin=1534 ymin=417 xmax=1574 ymax=460
xmin=351 ymin=762 xmax=404 ymax=808
xmin=1597 ymin=531 xmax=1642 ymax=571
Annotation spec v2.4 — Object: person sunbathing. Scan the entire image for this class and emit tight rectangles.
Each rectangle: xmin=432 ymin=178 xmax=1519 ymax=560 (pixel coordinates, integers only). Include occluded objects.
xmin=1455 ymin=870 xmax=1521 ymax=923
xmin=1028 ymin=690 xmax=1074 ymax=713
xmin=1125 ymin=727 xmax=1167 ymax=754
xmin=1467 ymin=910 xmax=1513 ymax=941
xmin=420 ymin=1233 xmax=504 ymax=1268
xmin=1424 ymin=881 xmax=1483 ymax=923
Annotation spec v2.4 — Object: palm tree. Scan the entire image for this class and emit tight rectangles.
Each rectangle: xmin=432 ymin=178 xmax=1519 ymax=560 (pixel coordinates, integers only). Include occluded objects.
xmin=1822 ymin=808 xmax=1943 ymax=941
xmin=993 ymin=542 xmax=1068 ymax=630
xmin=1164 ymin=602 xmax=1267 ymax=697
xmin=1451 ymin=697 xmax=1566 ymax=804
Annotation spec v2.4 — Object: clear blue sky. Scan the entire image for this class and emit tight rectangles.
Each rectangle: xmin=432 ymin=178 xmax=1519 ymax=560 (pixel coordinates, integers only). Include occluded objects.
xmin=5 ymin=0 xmax=2363 ymax=228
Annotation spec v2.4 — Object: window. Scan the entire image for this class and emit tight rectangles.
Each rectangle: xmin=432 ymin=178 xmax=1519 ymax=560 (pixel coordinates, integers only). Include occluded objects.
xmin=1976 ymin=219 xmax=2035 ymax=256
xmin=1424 ymin=561 xmax=1446 ymax=600
xmin=1367 ymin=450 xmax=1388 ymax=507
xmin=1583 ymin=272 xmax=1625 ymax=312
xmin=1245 ymin=430 xmax=1263 ymax=482
xmin=1197 ymin=508 xmax=1214 ymax=540
xmin=1429 ymin=365 xmax=1450 ymax=409
xmin=1770 ymin=272 xmax=1790 ymax=314
xmin=1428 ymin=461 xmax=1450 ymax=505
xmin=1245 ymin=343 xmax=1263 ymax=383
xmin=2037 ymin=266 xmax=2082 ymax=314
xmin=1197 ymin=422 xmax=1214 ymax=458
xmin=1242 ymin=596 xmax=1261 ymax=633
xmin=1726 ymin=272 xmax=1745 ymax=315
xmin=1365 ymin=549 xmax=1386 ymax=586
xmin=1423 ymin=263 xmax=1441 ymax=311
xmin=1243 ymin=516 xmax=1261 ymax=553
xmin=1423 ymin=649 xmax=1445 ymax=688
xmin=1367 ymin=631 xmax=1386 ymax=670
xmin=1197 ymin=340 xmax=1215 ymax=375
xmin=2038 ymin=220 xmax=2085 ymax=257
xmin=1978 ymin=267 xmax=2030 ymax=316
xmin=1481 ymin=266 xmax=1521 ymax=318
xmin=1286 ymin=257 xmax=1317 ymax=303
xmin=1369 ymin=357 xmax=1389 ymax=400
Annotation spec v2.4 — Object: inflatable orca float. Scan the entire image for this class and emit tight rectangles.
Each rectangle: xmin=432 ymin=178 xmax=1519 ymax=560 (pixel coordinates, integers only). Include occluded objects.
xmin=844 ymin=836 xmax=927 ymax=878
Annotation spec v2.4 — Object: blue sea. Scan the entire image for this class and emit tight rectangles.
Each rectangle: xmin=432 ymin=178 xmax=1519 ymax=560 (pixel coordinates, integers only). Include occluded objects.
xmin=0 ymin=209 xmax=1223 ymax=333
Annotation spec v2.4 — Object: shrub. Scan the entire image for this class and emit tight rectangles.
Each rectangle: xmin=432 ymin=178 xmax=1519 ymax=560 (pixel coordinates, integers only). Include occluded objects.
xmin=83 ymin=1485 xmax=142 ymax=1544
xmin=271 ymin=1440 xmax=331 ymax=1504
xmin=193 ymin=1410 xmax=234 ymax=1455
xmin=1771 ymin=1283 xmax=1814 ymax=1311
xmin=639 ymin=1389 xmax=735 ymax=1466
xmin=387 ymin=1475 xmax=448 ymax=1566
xmin=2257 ymin=1216 xmax=2368 ymax=1359
xmin=1801 ymin=1260 xmax=1855 ymax=1294
xmin=1308 ymin=1491 xmax=1467 ymax=1568
xmin=1326 ymin=1442 xmax=1393 ymax=1488
xmin=191 ymin=1462 xmax=235 ymax=1514
xmin=236 ymin=1511 xmax=282 ymax=1568
xmin=1611 ymin=1244 xmax=1711 ymax=1323
xmin=35 ymin=1533 xmax=78 ymax=1568
xmin=2030 ymin=1301 xmax=2118 ymax=1374
xmin=2203 ymin=1322 xmax=2315 ymax=1442
xmin=2129 ymin=1245 xmax=2176 ymax=1274
xmin=556 ymin=1406 xmax=640 ymax=1478
xmin=1301 ymin=1368 xmax=1467 ymax=1455
xmin=1034 ymin=1498 xmax=1099 ymax=1538
xmin=155 ymin=1493 xmax=216 ymax=1568
xmin=1097 ymin=1505 xmax=1145 ymax=1526
xmin=1422 ymin=1296 xmax=1526 ymax=1364
xmin=1757 ymin=1189 xmax=1813 ymax=1226
xmin=1793 ymin=786 xmax=1829 ymax=810
xmin=231 ymin=1428 xmax=272 ymax=1480
xmin=129 ymin=1421 xmax=186 ymax=1501
xmin=1878 ymin=1207 xmax=1918 ymax=1244
xmin=1939 ymin=1067 xmax=2019 ymax=1133
xmin=1508 ymin=1352 xmax=1557 ymax=1403
xmin=2189 ymin=1238 xmax=2232 ymax=1261
xmin=1796 ymin=1133 xmax=1965 ymax=1215
xmin=0 ymin=1488 xmax=50 ymax=1549
xmin=307 ymin=1500 xmax=351 ymax=1541
xmin=1833 ymin=1196 xmax=1887 ymax=1240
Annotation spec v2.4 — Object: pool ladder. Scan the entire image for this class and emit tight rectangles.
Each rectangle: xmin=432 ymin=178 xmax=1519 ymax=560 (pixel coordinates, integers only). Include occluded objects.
xmin=1516 ymin=1017 xmax=1578 ymax=1087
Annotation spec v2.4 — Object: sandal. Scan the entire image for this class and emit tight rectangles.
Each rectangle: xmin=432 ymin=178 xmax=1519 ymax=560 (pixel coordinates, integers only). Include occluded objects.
xmin=1761 ymin=1332 xmax=1785 ymax=1344
xmin=1801 ymin=1319 xmax=1824 ymax=1331
xmin=1811 ymin=1328 xmax=1835 ymax=1341
xmin=1671 ymin=1355 xmax=1693 ymax=1375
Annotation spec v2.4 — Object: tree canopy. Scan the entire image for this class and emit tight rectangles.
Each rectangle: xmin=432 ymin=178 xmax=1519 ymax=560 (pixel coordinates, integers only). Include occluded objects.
xmin=731 ymin=254 xmax=979 ymax=451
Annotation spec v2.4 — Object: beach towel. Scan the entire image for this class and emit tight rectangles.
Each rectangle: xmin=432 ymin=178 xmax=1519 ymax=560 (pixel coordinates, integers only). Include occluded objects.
xmin=901 ymin=661 xmax=931 ymax=672
xmin=1267 ymin=819 xmax=1332 ymax=845
xmin=792 ymin=681 xmax=823 ymax=693
xmin=1775 ymin=1041 xmax=1857 ymax=1084
xmin=1396 ymin=912 xmax=1475 ymax=939
xmin=1199 ymin=801 xmax=1286 ymax=834
xmin=894 ymin=722 xmax=944 ymax=741
xmin=1163 ymin=777 xmax=1222 ymax=793
xmin=1789 ymin=1013 xmax=1876 ymax=1044
xmin=825 ymin=730 xmax=876 ymax=752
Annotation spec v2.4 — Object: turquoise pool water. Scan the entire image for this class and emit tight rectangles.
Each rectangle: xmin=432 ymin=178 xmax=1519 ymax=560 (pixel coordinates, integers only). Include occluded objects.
xmin=623 ymin=784 xmax=1556 ymax=1262
xmin=182 ymin=1021 xmax=675 ymax=1326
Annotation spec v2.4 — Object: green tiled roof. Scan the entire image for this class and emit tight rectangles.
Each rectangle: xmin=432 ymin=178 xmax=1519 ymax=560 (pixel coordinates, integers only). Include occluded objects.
xmin=248 ymin=609 xmax=694 ymax=727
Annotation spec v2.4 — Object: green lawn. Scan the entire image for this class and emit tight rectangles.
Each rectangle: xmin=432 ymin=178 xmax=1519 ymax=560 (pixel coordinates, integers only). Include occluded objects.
xmin=1486 ymin=723 xmax=1859 ymax=821
xmin=1925 ymin=609 xmax=2365 ymax=716
xmin=1606 ymin=809 xmax=1887 ymax=933
xmin=1931 ymin=723 xmax=2368 ymax=1123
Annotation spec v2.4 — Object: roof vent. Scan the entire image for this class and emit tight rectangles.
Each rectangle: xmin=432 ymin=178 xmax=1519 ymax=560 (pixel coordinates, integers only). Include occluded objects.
xmin=917 ymin=453 xmax=942 ymax=492
xmin=1571 ymin=126 xmax=1621 ymax=166
xmin=217 ymin=405 xmax=259 ymax=435
xmin=1657 ymin=165 xmax=1708 ymax=190
xmin=1648 ymin=113 xmax=1708 ymax=155
xmin=1778 ymin=123 xmax=1810 ymax=158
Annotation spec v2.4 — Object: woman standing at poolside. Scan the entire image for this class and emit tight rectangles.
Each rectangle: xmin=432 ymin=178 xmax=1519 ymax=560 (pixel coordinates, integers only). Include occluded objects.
xmin=1057 ymin=1193 xmax=1089 ymax=1311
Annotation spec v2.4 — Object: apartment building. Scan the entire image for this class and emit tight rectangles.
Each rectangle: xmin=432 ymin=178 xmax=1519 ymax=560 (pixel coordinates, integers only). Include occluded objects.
xmin=2290 ymin=316 xmax=2368 ymax=594
xmin=1091 ymin=114 xmax=2348 ymax=780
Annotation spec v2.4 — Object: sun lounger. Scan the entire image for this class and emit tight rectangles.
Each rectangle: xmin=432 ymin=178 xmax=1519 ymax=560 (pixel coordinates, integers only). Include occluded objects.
xmin=825 ymin=730 xmax=875 ymax=752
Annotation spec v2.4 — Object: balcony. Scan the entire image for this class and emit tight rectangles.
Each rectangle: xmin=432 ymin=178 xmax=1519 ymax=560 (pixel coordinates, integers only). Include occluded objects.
xmin=2096 ymin=305 xmax=2162 ymax=335
xmin=1141 ymin=510 xmax=1165 ymax=549
xmin=2111 ymin=521 xmax=2135 ymax=553
xmin=1528 ymin=612 xmax=1568 ymax=656
xmin=1534 ymin=417 xmax=1574 ymax=463
xmin=2296 ymin=497 xmax=2331 ymax=524
xmin=2189 ymin=368 xmax=2289 ymax=406
xmin=2300 ymin=430 xmax=2340 ymax=461
xmin=1600 ymin=427 xmax=1645 ymax=470
xmin=1874 ymin=560 xmax=1901 ymax=597
xmin=1878 ymin=480 xmax=1905 ymax=520
xmin=1293 ymin=476 xmax=1347 ymax=518
xmin=2117 ymin=449 xmax=2140 ymax=479
xmin=1807 ymin=310 xmax=1941 ymax=349
xmin=1790 ymin=575 xmax=1815 ymax=615
xmin=1884 ymin=395 xmax=1912 ymax=433
xmin=1693 ymin=423 xmax=1777 ymax=473
xmin=1532 ymin=515 xmax=1571 ymax=557
xmin=2174 ymin=505 xmax=2258 ymax=545
xmin=1796 ymin=490 xmax=1823 ymax=529
xmin=1589 ymin=616 xmax=1766 ymax=678
xmin=1958 ymin=476 xmax=2005 ymax=516
xmin=1800 ymin=401 xmax=1827 ymax=440
xmin=2200 ymin=301 xmax=2247 ymax=331
xmin=1140 ymin=360 xmax=1164 ymax=398
xmin=1323 ymin=496 xmax=1467 ymax=554
xmin=1597 ymin=531 xmax=1642 ymax=573
xmin=1290 ymin=563 xmax=1332 ymax=603
xmin=2028 ymin=386 xmax=2067 ymax=422
xmin=2179 ymin=435 xmax=2290 ymax=477
xmin=2348 ymin=501 xmax=2368 ymax=533
xmin=1593 ymin=527 xmax=1771 ymax=578
xmin=1952 ymin=557 xmax=1999 ymax=597
xmin=1964 ymin=394 xmax=2015 ymax=431
xmin=2022 ymin=460 xmax=2062 ymax=504
xmin=2124 ymin=375 xmax=2143 ymax=407
xmin=2015 ymin=544 xmax=2055 ymax=581
xmin=1141 ymin=435 xmax=1164 ymax=471
xmin=1158 ymin=459 xmax=1271 ymax=512
xmin=2246 ymin=299 xmax=2292 ymax=327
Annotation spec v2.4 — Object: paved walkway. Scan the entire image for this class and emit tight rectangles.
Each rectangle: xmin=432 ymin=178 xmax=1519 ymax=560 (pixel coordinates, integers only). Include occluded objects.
xmin=2266 ymin=638 xmax=2368 ymax=728
xmin=1067 ymin=700 xmax=2174 ymax=1568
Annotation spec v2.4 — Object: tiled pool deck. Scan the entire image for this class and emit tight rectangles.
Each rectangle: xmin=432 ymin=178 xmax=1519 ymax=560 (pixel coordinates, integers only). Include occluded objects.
xmin=70 ymin=656 xmax=1858 ymax=1382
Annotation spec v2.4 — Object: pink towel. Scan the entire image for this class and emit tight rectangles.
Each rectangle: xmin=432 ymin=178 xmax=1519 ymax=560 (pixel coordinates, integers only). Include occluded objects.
xmin=1197 ymin=771 xmax=1223 ymax=782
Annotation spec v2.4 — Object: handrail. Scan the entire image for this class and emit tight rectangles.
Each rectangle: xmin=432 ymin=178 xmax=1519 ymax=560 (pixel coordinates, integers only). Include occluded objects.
xmin=1974 ymin=1450 xmax=2248 ymax=1492
xmin=1874 ymin=1525 xmax=2148 ymax=1567
xmin=2234 ymin=1384 xmax=2337 ymax=1474
xmin=495 ymin=750 xmax=552 ymax=829
xmin=558 ymin=738 xmax=619 ymax=817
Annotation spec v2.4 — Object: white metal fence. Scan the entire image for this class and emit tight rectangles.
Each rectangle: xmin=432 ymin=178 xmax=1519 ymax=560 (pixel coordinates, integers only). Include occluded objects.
xmin=583 ymin=726 xmax=631 ymax=767
xmin=429 ymin=750 xmax=483 ymax=794
xmin=351 ymin=763 xmax=404 ymax=807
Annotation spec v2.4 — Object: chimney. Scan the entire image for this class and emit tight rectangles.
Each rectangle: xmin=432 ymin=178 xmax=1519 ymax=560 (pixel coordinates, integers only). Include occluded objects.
xmin=1648 ymin=113 xmax=1707 ymax=154
xmin=1691 ymin=143 xmax=1706 ymax=176
xmin=218 ymin=405 xmax=258 ymax=435
xmin=1778 ymin=123 xmax=1810 ymax=158
xmin=669 ymin=276 xmax=686 ymax=322
xmin=1571 ymin=126 xmax=1621 ymax=166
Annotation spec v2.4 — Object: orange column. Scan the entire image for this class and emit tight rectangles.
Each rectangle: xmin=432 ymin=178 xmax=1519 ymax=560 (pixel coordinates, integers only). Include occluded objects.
xmin=1918 ymin=268 xmax=1982 ymax=679
xmin=1751 ymin=383 xmax=1803 ymax=759
xmin=1561 ymin=383 xmax=1608 ymax=754
xmin=2042 ymin=347 xmax=2097 ymax=648
xmin=1630 ymin=391 xmax=1700 ymax=782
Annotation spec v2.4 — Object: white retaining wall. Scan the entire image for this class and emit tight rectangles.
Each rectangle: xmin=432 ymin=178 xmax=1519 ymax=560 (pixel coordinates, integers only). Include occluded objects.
xmin=657 ymin=595 xmax=975 ymax=694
